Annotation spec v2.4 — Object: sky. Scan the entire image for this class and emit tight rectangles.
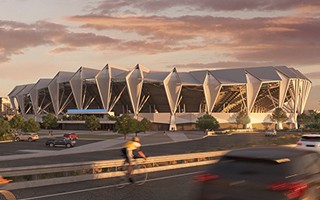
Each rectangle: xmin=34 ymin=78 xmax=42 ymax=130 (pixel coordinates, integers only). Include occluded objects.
xmin=1 ymin=0 xmax=320 ymax=109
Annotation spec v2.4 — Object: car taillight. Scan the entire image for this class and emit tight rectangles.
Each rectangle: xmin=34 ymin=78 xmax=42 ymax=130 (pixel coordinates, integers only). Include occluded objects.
xmin=296 ymin=141 xmax=302 ymax=145
xmin=193 ymin=173 xmax=219 ymax=183
xmin=267 ymin=181 xmax=308 ymax=199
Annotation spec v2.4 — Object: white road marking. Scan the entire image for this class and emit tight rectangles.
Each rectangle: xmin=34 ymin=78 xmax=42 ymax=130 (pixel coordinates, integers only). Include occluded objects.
xmin=18 ymin=171 xmax=203 ymax=200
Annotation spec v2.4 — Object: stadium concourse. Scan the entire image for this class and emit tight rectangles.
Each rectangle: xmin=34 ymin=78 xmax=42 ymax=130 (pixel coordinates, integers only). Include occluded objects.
xmin=8 ymin=65 xmax=311 ymax=131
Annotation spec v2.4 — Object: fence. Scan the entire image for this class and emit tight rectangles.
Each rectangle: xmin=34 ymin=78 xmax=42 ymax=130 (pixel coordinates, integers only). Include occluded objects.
xmin=0 ymin=150 xmax=227 ymax=190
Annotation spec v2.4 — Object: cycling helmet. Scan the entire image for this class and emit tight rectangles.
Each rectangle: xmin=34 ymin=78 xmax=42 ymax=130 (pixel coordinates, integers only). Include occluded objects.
xmin=132 ymin=136 xmax=140 ymax=142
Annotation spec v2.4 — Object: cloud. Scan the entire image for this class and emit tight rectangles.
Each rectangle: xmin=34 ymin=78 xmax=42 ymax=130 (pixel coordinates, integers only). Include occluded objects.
xmin=0 ymin=21 xmax=57 ymax=62
xmin=305 ymin=84 xmax=320 ymax=110
xmin=49 ymin=47 xmax=78 ymax=53
xmin=304 ymin=72 xmax=320 ymax=80
xmin=93 ymin=0 xmax=320 ymax=14
xmin=69 ymin=14 xmax=320 ymax=66
xmin=166 ymin=61 xmax=274 ymax=70
xmin=0 ymin=20 xmax=122 ymax=62
xmin=2 ymin=4 xmax=320 ymax=67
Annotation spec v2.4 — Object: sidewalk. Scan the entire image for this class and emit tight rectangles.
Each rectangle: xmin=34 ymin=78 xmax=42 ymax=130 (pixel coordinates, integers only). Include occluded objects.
xmin=0 ymin=131 xmax=206 ymax=161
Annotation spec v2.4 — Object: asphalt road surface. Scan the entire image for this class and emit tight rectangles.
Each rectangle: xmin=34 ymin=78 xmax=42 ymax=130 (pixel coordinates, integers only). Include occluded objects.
xmin=0 ymin=133 xmax=274 ymax=168
xmin=10 ymin=166 xmax=208 ymax=200
xmin=0 ymin=138 xmax=100 ymax=156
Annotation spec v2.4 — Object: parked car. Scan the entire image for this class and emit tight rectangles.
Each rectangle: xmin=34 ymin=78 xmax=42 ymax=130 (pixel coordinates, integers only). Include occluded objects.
xmin=63 ymin=133 xmax=78 ymax=140
xmin=194 ymin=146 xmax=320 ymax=200
xmin=265 ymin=129 xmax=277 ymax=137
xmin=45 ymin=138 xmax=76 ymax=148
xmin=296 ymin=134 xmax=320 ymax=153
xmin=15 ymin=132 xmax=39 ymax=142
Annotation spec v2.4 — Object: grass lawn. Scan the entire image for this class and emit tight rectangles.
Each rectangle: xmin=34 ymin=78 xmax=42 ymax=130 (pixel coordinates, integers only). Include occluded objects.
xmin=78 ymin=134 xmax=122 ymax=140
xmin=37 ymin=132 xmax=123 ymax=140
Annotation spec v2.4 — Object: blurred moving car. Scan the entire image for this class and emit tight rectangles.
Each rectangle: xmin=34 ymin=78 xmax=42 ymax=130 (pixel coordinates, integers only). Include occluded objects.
xmin=45 ymin=138 xmax=76 ymax=148
xmin=15 ymin=133 xmax=39 ymax=142
xmin=195 ymin=146 xmax=320 ymax=200
xmin=296 ymin=134 xmax=320 ymax=153
xmin=63 ymin=133 xmax=78 ymax=140
xmin=265 ymin=129 xmax=277 ymax=137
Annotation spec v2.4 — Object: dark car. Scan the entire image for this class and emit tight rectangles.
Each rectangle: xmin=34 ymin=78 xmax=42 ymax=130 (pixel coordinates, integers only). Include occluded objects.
xmin=63 ymin=133 xmax=78 ymax=140
xmin=195 ymin=146 xmax=320 ymax=200
xmin=45 ymin=138 xmax=76 ymax=148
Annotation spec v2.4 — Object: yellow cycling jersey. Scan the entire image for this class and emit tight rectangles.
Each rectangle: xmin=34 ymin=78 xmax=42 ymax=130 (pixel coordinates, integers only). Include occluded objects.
xmin=124 ymin=141 xmax=141 ymax=151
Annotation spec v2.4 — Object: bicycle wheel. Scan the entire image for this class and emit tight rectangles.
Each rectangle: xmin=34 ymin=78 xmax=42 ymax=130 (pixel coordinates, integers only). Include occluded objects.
xmin=0 ymin=190 xmax=16 ymax=200
xmin=132 ymin=164 xmax=148 ymax=185
xmin=116 ymin=165 xmax=128 ymax=189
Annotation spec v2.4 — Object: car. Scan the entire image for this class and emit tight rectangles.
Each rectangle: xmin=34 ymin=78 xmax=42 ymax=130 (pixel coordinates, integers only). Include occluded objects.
xmin=265 ymin=129 xmax=277 ymax=137
xmin=194 ymin=146 xmax=320 ymax=200
xmin=45 ymin=138 xmax=76 ymax=148
xmin=296 ymin=134 xmax=320 ymax=153
xmin=15 ymin=132 xmax=39 ymax=142
xmin=63 ymin=133 xmax=78 ymax=140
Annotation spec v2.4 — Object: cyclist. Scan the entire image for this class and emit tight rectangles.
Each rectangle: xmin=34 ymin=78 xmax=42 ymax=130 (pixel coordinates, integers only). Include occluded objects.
xmin=0 ymin=176 xmax=12 ymax=184
xmin=121 ymin=136 xmax=147 ymax=183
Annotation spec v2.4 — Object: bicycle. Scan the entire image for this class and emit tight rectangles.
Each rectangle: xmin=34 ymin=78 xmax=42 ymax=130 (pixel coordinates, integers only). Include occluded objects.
xmin=117 ymin=158 xmax=148 ymax=188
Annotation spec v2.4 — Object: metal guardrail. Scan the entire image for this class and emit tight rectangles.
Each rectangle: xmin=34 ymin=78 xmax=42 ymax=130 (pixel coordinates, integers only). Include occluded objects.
xmin=1 ymin=150 xmax=227 ymax=190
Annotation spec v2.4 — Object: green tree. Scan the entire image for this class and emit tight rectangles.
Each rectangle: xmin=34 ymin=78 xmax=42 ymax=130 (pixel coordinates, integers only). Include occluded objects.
xmin=297 ymin=113 xmax=310 ymax=129
xmin=42 ymin=113 xmax=58 ymax=129
xmin=138 ymin=118 xmax=152 ymax=133
xmin=85 ymin=115 xmax=100 ymax=131
xmin=0 ymin=118 xmax=11 ymax=140
xmin=132 ymin=118 xmax=140 ymax=136
xmin=115 ymin=114 xmax=138 ymax=139
xmin=22 ymin=118 xmax=40 ymax=132
xmin=9 ymin=114 xmax=25 ymax=131
xmin=236 ymin=111 xmax=251 ymax=129
xmin=196 ymin=114 xmax=220 ymax=131
xmin=271 ymin=107 xmax=288 ymax=130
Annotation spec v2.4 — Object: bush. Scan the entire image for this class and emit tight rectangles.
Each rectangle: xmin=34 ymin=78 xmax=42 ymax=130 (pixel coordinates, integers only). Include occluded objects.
xmin=9 ymin=114 xmax=25 ymax=131
xmin=22 ymin=118 xmax=40 ymax=132
xmin=196 ymin=114 xmax=220 ymax=131
xmin=0 ymin=118 xmax=11 ymax=140
xmin=85 ymin=115 xmax=100 ymax=131
xmin=115 ymin=114 xmax=140 ymax=139
xmin=42 ymin=113 xmax=58 ymax=129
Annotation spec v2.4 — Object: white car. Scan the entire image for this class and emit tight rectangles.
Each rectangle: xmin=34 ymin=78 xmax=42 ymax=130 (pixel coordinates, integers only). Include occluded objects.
xmin=296 ymin=134 xmax=320 ymax=153
xmin=265 ymin=129 xmax=277 ymax=137
xmin=15 ymin=132 xmax=39 ymax=142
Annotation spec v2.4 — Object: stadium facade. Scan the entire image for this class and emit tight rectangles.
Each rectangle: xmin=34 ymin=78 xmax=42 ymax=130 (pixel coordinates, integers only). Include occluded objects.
xmin=8 ymin=65 xmax=311 ymax=130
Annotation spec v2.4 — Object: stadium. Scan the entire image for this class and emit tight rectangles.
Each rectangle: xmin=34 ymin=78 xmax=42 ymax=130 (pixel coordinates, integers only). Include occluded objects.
xmin=8 ymin=65 xmax=311 ymax=131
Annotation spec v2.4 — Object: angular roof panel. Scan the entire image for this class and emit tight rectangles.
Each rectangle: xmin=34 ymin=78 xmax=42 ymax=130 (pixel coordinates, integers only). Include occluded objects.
xmin=77 ymin=67 xmax=99 ymax=80
xmin=210 ymin=68 xmax=247 ymax=84
xmin=17 ymin=84 xmax=35 ymax=95
xmin=32 ymin=79 xmax=52 ymax=90
xmin=290 ymin=68 xmax=310 ymax=81
xmin=8 ymin=85 xmax=27 ymax=97
xmin=189 ymin=70 xmax=208 ymax=83
xmin=144 ymin=71 xmax=170 ymax=82
xmin=275 ymin=66 xmax=299 ymax=78
xmin=109 ymin=65 xmax=129 ymax=77
xmin=54 ymin=71 xmax=74 ymax=83
xmin=178 ymin=72 xmax=201 ymax=85
xmin=245 ymin=66 xmax=281 ymax=82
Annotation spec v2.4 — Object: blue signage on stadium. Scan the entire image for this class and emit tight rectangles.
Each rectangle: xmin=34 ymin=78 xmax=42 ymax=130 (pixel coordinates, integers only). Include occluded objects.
xmin=67 ymin=109 xmax=107 ymax=114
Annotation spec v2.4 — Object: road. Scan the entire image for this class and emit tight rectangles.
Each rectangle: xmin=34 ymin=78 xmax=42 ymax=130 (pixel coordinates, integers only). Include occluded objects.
xmin=0 ymin=139 xmax=99 ymax=156
xmin=0 ymin=133 xmax=277 ymax=167
xmin=10 ymin=166 xmax=208 ymax=200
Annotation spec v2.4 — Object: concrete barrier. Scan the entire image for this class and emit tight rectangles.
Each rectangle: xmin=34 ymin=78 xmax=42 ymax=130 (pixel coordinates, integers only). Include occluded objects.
xmin=1 ymin=150 xmax=227 ymax=190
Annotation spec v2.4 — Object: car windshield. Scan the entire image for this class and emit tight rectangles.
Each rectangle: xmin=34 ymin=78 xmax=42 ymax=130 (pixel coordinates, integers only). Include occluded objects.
xmin=301 ymin=136 xmax=320 ymax=142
